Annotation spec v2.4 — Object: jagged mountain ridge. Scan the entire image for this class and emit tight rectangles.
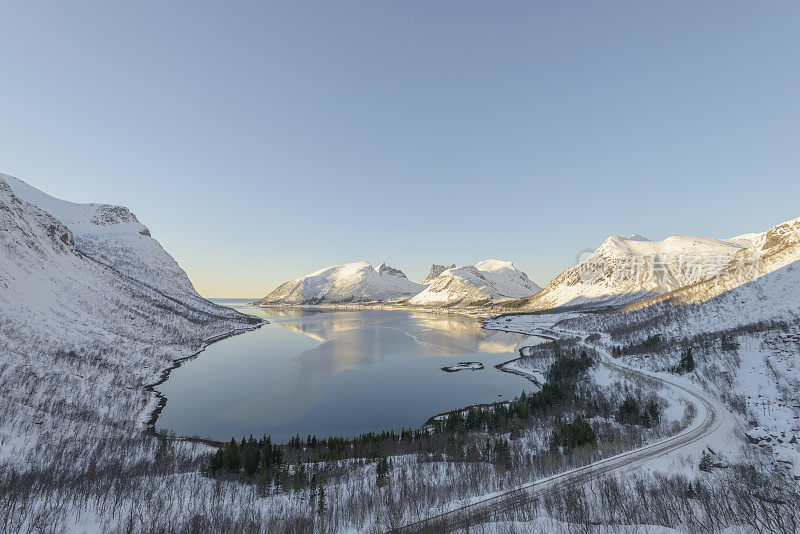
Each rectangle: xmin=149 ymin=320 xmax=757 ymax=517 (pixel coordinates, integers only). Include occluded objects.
xmin=256 ymin=221 xmax=798 ymax=311
xmin=0 ymin=174 xmax=251 ymax=325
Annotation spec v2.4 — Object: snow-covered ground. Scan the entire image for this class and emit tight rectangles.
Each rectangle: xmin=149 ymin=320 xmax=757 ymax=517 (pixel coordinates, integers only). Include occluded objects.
xmin=3 ymin=175 xmax=661 ymax=532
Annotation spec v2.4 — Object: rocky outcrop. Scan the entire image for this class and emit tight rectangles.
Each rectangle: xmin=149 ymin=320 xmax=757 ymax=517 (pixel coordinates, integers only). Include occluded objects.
xmin=423 ymin=264 xmax=455 ymax=284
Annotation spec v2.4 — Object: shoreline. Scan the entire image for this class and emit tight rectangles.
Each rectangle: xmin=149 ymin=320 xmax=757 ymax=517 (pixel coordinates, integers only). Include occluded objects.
xmin=253 ymin=301 xmax=498 ymax=319
xmin=143 ymin=321 xmax=265 ymax=447
xmin=493 ymin=334 xmax=555 ymax=385
xmin=495 ymin=360 xmax=543 ymax=386
xmin=147 ymin=308 xmax=550 ymax=448
xmin=424 ymin=340 xmax=554 ymax=427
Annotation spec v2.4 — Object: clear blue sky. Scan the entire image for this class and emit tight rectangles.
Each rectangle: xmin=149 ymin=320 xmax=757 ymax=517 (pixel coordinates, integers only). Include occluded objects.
xmin=2 ymin=2 xmax=798 ymax=297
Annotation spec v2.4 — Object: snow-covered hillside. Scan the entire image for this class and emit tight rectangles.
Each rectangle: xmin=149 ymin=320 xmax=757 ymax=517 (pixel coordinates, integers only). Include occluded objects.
xmin=3 ymin=172 xmax=797 ymax=532
xmin=1 ymin=174 xmax=228 ymax=313
xmin=627 ymin=216 xmax=800 ymax=311
xmin=0 ymin=174 xmax=257 ymax=462
xmin=517 ymin=232 xmax=759 ymax=311
xmin=256 ymin=260 xmax=425 ymax=304
xmin=613 ymin=260 xmax=800 ymax=480
xmin=409 ymin=259 xmax=541 ymax=306
xmin=491 ymin=248 xmax=800 ymax=486
xmin=611 ymin=257 xmax=800 ymax=337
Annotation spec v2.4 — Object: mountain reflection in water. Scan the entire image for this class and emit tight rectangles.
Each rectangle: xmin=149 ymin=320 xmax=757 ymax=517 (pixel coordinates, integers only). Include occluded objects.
xmin=156 ymin=305 xmax=546 ymax=443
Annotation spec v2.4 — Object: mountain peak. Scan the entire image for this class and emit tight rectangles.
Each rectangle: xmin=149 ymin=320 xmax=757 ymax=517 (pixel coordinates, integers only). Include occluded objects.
xmin=423 ymin=263 xmax=456 ymax=284
xmin=258 ymin=261 xmax=423 ymax=304
xmin=375 ymin=262 xmax=405 ymax=277
xmin=474 ymin=259 xmax=516 ymax=272
xmin=410 ymin=260 xmax=540 ymax=306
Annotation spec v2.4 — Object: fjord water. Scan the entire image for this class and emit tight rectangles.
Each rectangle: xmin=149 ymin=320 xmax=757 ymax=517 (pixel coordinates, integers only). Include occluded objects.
xmin=156 ymin=300 xmax=546 ymax=443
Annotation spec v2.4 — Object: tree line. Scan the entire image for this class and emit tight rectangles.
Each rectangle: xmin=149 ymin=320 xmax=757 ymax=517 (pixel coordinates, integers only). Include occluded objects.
xmin=205 ymin=347 xmax=660 ymax=492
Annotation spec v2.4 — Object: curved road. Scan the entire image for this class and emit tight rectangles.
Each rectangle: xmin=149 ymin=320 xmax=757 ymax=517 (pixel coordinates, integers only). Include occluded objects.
xmin=392 ymin=328 xmax=726 ymax=533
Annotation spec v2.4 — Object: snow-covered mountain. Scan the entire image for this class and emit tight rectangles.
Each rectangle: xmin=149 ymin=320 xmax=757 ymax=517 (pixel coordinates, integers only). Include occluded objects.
xmin=516 ymin=232 xmax=759 ymax=311
xmin=256 ymin=261 xmax=426 ymax=304
xmin=1 ymin=174 xmax=226 ymax=312
xmin=409 ymin=259 xmax=541 ymax=307
xmin=0 ymin=174 xmax=257 ymax=467
xmin=626 ymin=216 xmax=800 ymax=311
xmin=0 ymin=174 xmax=249 ymax=321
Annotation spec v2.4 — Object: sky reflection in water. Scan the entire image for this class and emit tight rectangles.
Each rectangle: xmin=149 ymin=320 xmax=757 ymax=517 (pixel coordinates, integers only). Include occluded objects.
xmin=156 ymin=301 xmax=546 ymax=443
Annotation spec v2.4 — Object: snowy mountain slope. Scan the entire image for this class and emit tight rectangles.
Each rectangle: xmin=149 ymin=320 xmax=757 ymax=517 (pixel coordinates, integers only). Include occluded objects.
xmin=0 ymin=175 xmax=258 ymax=462
xmin=423 ymin=263 xmax=455 ymax=284
xmin=590 ymin=258 xmax=800 ymax=478
xmin=409 ymin=259 xmax=541 ymax=306
xmin=688 ymin=259 xmax=800 ymax=330
xmin=1 ymin=173 xmax=232 ymax=316
xmin=515 ymin=233 xmax=759 ymax=311
xmin=255 ymin=261 xmax=426 ymax=304
xmin=617 ymin=259 xmax=800 ymax=336
xmin=626 ymin=216 xmax=800 ymax=311
xmin=489 ymin=254 xmax=800 ymax=493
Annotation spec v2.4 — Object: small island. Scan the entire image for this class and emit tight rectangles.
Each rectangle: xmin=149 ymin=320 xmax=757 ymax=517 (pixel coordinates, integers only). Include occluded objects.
xmin=441 ymin=361 xmax=484 ymax=372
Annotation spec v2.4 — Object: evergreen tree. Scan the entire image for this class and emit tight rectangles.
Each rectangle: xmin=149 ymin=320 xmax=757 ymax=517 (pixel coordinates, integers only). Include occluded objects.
xmin=226 ymin=438 xmax=241 ymax=472
xmin=646 ymin=398 xmax=661 ymax=425
xmin=317 ymin=477 xmax=326 ymax=516
xmin=493 ymin=439 xmax=512 ymax=469
xmin=551 ymin=415 xmax=596 ymax=450
xmin=294 ymin=462 xmax=306 ymax=491
xmin=243 ymin=436 xmax=260 ymax=475
xmin=617 ymin=396 xmax=641 ymax=425
xmin=276 ymin=463 xmax=289 ymax=492
xmin=376 ymin=456 xmax=390 ymax=487
xmin=209 ymin=447 xmax=226 ymax=473
xmin=682 ymin=348 xmax=695 ymax=372
xmin=309 ymin=473 xmax=317 ymax=508
xmin=699 ymin=450 xmax=714 ymax=472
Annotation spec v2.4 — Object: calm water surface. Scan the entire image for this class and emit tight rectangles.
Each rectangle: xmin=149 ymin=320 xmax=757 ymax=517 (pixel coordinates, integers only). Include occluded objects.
xmin=156 ymin=300 xmax=546 ymax=443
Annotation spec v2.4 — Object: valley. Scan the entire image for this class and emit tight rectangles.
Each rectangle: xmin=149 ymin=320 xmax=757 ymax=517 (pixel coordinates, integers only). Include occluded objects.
xmin=1 ymin=173 xmax=798 ymax=533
